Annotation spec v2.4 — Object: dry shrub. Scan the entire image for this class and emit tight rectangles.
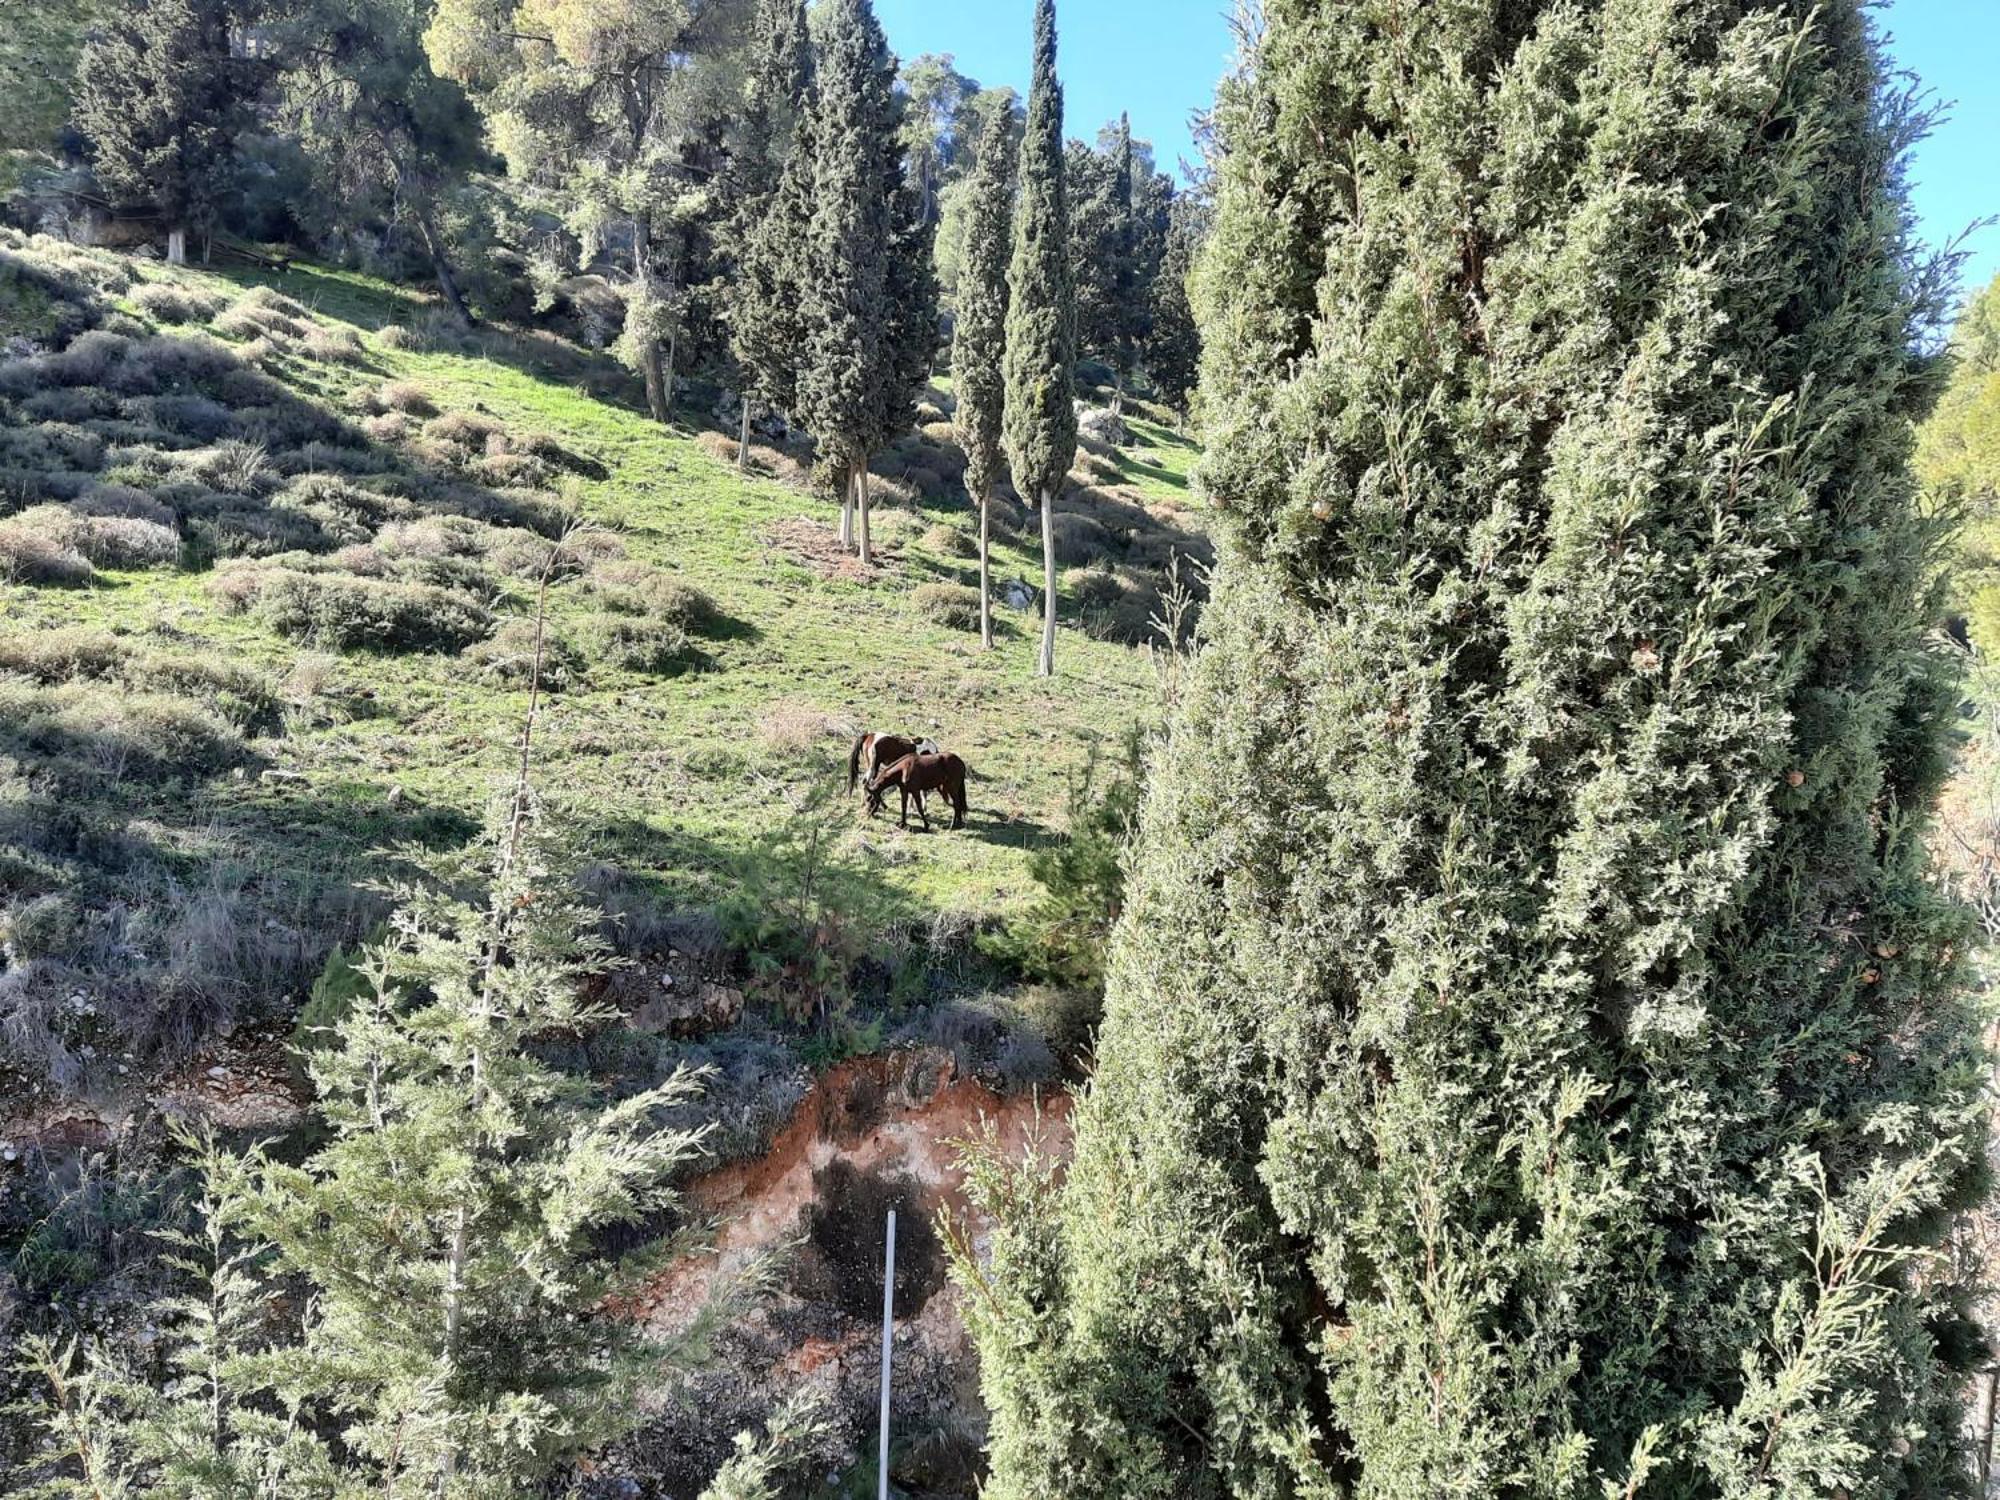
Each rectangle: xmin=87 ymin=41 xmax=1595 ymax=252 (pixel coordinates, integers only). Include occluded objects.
xmin=376 ymin=324 xmax=418 ymax=351
xmin=73 ymin=484 xmax=175 ymax=527
xmin=1049 ymin=512 xmax=1111 ymax=565
xmin=131 ymin=282 xmax=228 ymax=326
xmin=205 ymin=561 xmax=271 ymax=613
xmin=425 ymin=410 xmax=504 ymax=449
xmin=695 ymin=429 xmax=741 ymax=465
xmin=923 ymin=522 xmax=976 ymax=557
xmin=238 ymin=286 xmax=313 ymax=320
xmin=302 ymin=326 xmax=366 ymax=365
xmin=867 ymin=474 xmax=921 ymax=508
xmin=363 ymin=411 xmax=412 ymax=443
xmin=377 ymin=380 xmax=438 ymax=416
xmin=2 ymin=505 xmax=175 ymax=573
xmin=0 ymin=628 xmax=127 ymax=683
xmin=591 ymin=615 xmax=695 ymax=675
xmin=254 ymin=571 xmax=493 ymax=653
xmin=330 ymin=544 xmax=388 ymax=576
xmin=465 ymin=618 xmax=586 ymax=691
xmin=755 ymin=701 xmax=840 ymax=753
xmin=744 ymin=442 xmax=808 ymax=484
xmin=377 ymin=515 xmax=488 ymax=560
xmin=913 ymin=582 xmax=983 ymax=631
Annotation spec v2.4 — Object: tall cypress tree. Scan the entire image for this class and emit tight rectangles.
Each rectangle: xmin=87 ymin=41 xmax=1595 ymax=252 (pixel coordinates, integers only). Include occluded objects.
xmin=960 ymin=4 xmax=1989 ymax=1495
xmin=1001 ymin=0 xmax=1075 ymax=679
xmin=74 ymin=0 xmax=253 ymax=265
xmin=724 ymin=0 xmax=813 ymax=469
xmin=952 ymin=107 xmax=1015 ymax=651
xmin=795 ymin=0 xmax=932 ymax=565
xmin=1106 ymin=112 xmax=1141 ymax=412
xmin=1145 ymin=193 xmax=1201 ymax=426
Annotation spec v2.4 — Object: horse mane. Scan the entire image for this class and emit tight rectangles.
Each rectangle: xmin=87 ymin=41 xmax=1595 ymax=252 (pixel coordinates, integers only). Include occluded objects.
xmin=847 ymin=733 xmax=870 ymax=793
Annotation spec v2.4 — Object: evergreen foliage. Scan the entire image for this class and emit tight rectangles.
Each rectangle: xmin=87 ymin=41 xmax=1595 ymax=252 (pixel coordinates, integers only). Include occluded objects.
xmin=724 ymin=0 xmax=813 ymax=461
xmin=961 ymin=5 xmax=1990 ymax=1496
xmin=951 ymin=106 xmax=1015 ymax=650
xmin=795 ymin=0 xmax=935 ymax=564
xmin=73 ymin=0 xmax=256 ymax=260
xmin=1921 ymin=274 xmax=2000 ymax=646
xmin=1001 ymin=0 xmax=1076 ymax=678
xmin=1144 ymin=193 xmax=1202 ymax=422
xmin=228 ymin=789 xmax=727 ymax=1494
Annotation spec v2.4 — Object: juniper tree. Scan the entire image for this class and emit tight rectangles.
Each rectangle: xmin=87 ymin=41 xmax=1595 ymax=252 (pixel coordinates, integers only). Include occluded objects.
xmin=74 ymin=0 xmax=256 ymax=265
xmin=960 ymin=4 xmax=1990 ymax=1496
xmin=231 ymin=787 xmax=725 ymax=1496
xmin=1001 ymin=0 xmax=1076 ymax=679
xmin=17 ymin=1130 xmax=341 ymax=1500
xmin=1105 ymin=113 xmax=1142 ymax=411
xmin=795 ymin=0 xmax=933 ymax=564
xmin=952 ymin=107 xmax=1015 ymax=651
xmin=724 ymin=0 xmax=813 ymax=469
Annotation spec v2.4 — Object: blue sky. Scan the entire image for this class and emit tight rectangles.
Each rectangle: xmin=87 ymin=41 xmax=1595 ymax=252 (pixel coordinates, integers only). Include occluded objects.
xmin=875 ymin=0 xmax=1999 ymax=301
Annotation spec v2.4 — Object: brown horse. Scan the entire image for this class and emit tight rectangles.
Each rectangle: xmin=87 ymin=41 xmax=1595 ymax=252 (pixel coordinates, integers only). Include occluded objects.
xmin=848 ymin=732 xmax=923 ymax=795
xmin=867 ymin=752 xmax=968 ymax=830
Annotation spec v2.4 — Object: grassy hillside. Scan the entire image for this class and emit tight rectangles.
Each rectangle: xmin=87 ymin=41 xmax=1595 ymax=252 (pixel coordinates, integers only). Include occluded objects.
xmin=0 ymin=230 xmax=1207 ymax=1098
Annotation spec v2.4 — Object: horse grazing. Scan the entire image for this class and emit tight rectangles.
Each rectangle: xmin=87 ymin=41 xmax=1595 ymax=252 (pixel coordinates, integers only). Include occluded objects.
xmin=848 ymin=732 xmax=923 ymax=795
xmin=867 ymin=752 xmax=968 ymax=831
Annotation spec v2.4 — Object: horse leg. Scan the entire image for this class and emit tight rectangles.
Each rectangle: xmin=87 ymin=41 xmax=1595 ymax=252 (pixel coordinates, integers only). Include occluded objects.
xmin=899 ymin=787 xmax=909 ymax=828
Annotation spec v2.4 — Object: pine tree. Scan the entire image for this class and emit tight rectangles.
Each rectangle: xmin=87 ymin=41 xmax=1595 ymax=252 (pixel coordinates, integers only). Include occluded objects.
xmin=724 ymin=0 xmax=813 ymax=469
xmin=231 ymin=786 xmax=726 ymax=1496
xmin=73 ymin=0 xmax=254 ymax=265
xmin=952 ymin=106 xmax=1014 ymax=651
xmin=1001 ymin=0 xmax=1075 ymax=680
xmin=960 ymin=4 xmax=1989 ymax=1496
xmin=795 ymin=0 xmax=934 ymax=565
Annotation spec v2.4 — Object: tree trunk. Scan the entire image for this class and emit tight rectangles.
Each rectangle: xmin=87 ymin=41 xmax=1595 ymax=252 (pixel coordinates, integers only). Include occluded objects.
xmin=412 ymin=198 xmax=473 ymax=330
xmin=840 ymin=465 xmax=855 ymax=549
xmin=633 ymin=212 xmax=669 ymax=424
xmin=1037 ymin=488 xmax=1057 ymax=678
xmin=857 ymin=460 xmax=872 ymax=565
xmin=663 ymin=326 xmax=678 ymax=417
xmin=166 ymin=228 xmax=187 ymax=267
xmin=738 ymin=398 xmax=753 ymax=470
xmin=1111 ymin=364 xmax=1125 ymax=416
xmin=978 ymin=485 xmax=994 ymax=649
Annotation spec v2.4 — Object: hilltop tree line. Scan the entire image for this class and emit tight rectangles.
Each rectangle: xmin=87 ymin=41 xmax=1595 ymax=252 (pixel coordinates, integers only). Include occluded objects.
xmin=5 ymin=0 xmax=1201 ymax=673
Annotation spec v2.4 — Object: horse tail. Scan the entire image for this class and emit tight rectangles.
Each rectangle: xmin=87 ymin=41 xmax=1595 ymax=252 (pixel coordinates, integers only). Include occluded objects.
xmin=953 ymin=758 xmax=969 ymax=818
xmin=847 ymin=734 xmax=867 ymax=793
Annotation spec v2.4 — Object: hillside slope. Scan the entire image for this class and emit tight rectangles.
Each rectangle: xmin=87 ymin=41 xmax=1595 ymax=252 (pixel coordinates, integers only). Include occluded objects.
xmin=0 ymin=231 xmax=1207 ymax=1102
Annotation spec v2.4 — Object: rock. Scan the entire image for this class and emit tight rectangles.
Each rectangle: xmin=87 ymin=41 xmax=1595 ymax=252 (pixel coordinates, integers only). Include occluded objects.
xmin=1002 ymin=578 xmax=1037 ymax=611
xmin=1076 ymin=404 xmax=1129 ymax=447
xmin=206 ymin=1066 xmax=229 ymax=1080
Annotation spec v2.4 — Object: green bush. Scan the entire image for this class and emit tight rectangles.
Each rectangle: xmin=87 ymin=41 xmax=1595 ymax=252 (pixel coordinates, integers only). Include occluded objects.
xmin=255 ymin=571 xmax=493 ymax=653
xmin=466 ymin=618 xmax=586 ymax=691
xmin=591 ymin=615 xmax=695 ymax=675
xmin=587 ymin=561 xmax=717 ymax=632
xmin=913 ymin=582 xmax=983 ymax=631
xmin=289 ymin=937 xmax=384 ymax=1094
xmin=989 ymin=727 xmax=1144 ymax=992
xmin=922 ymin=522 xmax=977 ymax=558
xmin=130 ymin=282 xmax=228 ymax=326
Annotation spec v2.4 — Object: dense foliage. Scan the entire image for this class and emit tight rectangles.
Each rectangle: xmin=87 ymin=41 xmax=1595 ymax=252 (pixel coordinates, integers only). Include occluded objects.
xmin=962 ymin=4 xmax=1990 ymax=1497
xmin=950 ymin=106 xmax=1014 ymax=649
xmin=1001 ymin=0 xmax=1076 ymax=679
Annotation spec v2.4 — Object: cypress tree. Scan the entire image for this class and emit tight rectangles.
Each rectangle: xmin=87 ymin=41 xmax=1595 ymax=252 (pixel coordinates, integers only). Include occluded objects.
xmin=724 ymin=0 xmax=813 ymax=469
xmin=74 ymin=0 xmax=252 ymax=266
xmin=1145 ymin=194 xmax=1200 ymax=426
xmin=961 ymin=4 xmax=1989 ymax=1496
xmin=796 ymin=0 xmax=932 ymax=565
xmin=1001 ymin=0 xmax=1076 ymax=679
xmin=1106 ymin=112 xmax=1141 ymax=412
xmin=952 ymin=107 xmax=1015 ymax=651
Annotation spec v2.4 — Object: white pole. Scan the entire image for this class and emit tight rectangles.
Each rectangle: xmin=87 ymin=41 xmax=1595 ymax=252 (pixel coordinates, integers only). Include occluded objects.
xmin=878 ymin=1208 xmax=897 ymax=1500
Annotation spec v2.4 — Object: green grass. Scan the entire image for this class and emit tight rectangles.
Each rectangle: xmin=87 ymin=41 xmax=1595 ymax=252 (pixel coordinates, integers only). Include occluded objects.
xmin=2 ymin=250 xmax=1208 ymax=953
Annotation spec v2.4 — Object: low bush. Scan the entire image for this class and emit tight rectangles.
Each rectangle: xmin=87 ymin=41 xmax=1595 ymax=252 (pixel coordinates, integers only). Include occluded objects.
xmin=301 ymin=326 xmax=366 ymax=365
xmin=465 ymin=618 xmax=586 ymax=691
xmin=1049 ymin=511 xmax=1111 ymax=565
xmin=0 ymin=517 xmax=96 ymax=585
xmin=72 ymin=484 xmax=175 ymax=527
xmin=376 ymin=324 xmax=417 ymax=351
xmin=0 ymin=681 xmax=247 ymax=782
xmin=190 ymin=440 xmax=271 ymax=496
xmin=0 ymin=628 xmax=127 ymax=683
xmin=254 ymin=570 xmax=493 ymax=653
xmin=376 ymin=380 xmax=438 ymax=416
xmin=922 ymin=522 xmax=976 ymax=558
xmin=913 ymin=582 xmax=983 ymax=632
xmin=587 ymin=561 xmax=716 ymax=632
xmin=591 ymin=615 xmax=695 ymax=675
xmin=130 ymin=282 xmax=228 ymax=326
xmin=425 ymin=410 xmax=503 ymax=450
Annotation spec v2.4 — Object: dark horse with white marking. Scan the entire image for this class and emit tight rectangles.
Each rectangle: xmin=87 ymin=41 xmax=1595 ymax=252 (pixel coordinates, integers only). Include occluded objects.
xmin=866 ymin=752 xmax=969 ymax=830
xmin=848 ymin=732 xmax=924 ymax=795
